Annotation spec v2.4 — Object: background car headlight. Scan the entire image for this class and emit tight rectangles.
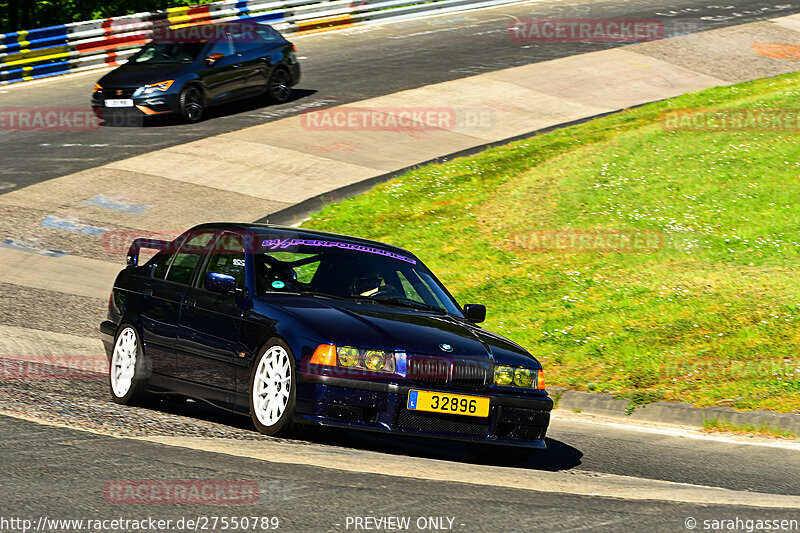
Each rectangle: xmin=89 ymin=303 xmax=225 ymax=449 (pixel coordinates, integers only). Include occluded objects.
xmin=133 ymin=80 xmax=175 ymax=97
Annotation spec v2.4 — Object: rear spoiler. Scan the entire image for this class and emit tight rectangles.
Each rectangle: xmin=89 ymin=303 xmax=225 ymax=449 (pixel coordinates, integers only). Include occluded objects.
xmin=127 ymin=238 xmax=169 ymax=267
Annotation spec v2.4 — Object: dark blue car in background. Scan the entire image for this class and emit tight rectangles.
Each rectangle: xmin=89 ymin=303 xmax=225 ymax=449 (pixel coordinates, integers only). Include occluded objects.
xmin=100 ymin=223 xmax=552 ymax=463
xmin=91 ymin=21 xmax=300 ymax=122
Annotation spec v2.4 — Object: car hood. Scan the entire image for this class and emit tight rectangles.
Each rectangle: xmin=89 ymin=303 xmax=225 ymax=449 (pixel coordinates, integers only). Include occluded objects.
xmin=99 ymin=62 xmax=190 ymax=88
xmin=264 ymin=296 xmax=540 ymax=368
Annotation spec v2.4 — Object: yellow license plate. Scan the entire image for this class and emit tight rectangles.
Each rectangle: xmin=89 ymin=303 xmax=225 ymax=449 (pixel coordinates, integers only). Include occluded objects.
xmin=407 ymin=390 xmax=490 ymax=417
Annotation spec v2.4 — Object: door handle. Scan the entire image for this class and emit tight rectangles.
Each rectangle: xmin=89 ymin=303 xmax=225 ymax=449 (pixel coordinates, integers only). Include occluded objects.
xmin=185 ymin=299 xmax=196 ymax=308
xmin=143 ymin=288 xmax=153 ymax=297
xmin=233 ymin=63 xmax=241 ymax=69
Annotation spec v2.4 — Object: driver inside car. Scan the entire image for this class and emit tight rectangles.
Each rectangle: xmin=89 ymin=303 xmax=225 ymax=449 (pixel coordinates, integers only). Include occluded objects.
xmin=352 ymin=272 xmax=383 ymax=296
xmin=350 ymin=267 xmax=402 ymax=298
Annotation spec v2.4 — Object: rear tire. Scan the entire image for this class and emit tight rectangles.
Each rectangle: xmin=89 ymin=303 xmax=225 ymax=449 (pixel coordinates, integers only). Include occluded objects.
xmin=179 ymin=85 xmax=205 ymax=123
xmin=468 ymin=443 xmax=534 ymax=466
xmin=109 ymin=325 xmax=150 ymax=405
xmin=249 ymin=339 xmax=296 ymax=437
xmin=266 ymin=67 xmax=292 ymax=104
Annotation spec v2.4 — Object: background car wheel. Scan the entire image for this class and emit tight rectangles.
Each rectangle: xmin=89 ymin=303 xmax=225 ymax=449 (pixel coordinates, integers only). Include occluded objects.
xmin=179 ymin=85 xmax=205 ymax=123
xmin=267 ymin=67 xmax=292 ymax=104
xmin=109 ymin=325 xmax=151 ymax=405
xmin=468 ymin=443 xmax=534 ymax=466
xmin=249 ymin=339 xmax=296 ymax=436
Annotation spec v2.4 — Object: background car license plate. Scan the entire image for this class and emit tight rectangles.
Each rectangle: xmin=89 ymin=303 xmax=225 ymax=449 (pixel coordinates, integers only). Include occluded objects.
xmin=105 ymin=99 xmax=133 ymax=108
xmin=407 ymin=390 xmax=490 ymax=417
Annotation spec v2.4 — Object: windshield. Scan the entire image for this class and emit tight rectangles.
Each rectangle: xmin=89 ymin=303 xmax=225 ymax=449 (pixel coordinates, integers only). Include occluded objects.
xmin=133 ymin=42 xmax=204 ymax=64
xmin=256 ymin=236 xmax=463 ymax=317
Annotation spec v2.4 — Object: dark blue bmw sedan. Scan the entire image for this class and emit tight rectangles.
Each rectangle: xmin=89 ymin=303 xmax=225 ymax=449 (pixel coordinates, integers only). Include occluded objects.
xmin=100 ymin=223 xmax=552 ymax=463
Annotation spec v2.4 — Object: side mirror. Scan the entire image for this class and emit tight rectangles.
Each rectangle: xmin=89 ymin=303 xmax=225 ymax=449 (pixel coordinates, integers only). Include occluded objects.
xmin=206 ymin=52 xmax=224 ymax=65
xmin=463 ymin=304 xmax=486 ymax=323
xmin=205 ymin=272 xmax=236 ymax=294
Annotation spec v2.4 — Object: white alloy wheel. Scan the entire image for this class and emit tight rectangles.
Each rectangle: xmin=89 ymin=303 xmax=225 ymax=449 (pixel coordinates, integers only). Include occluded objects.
xmin=252 ymin=345 xmax=292 ymax=427
xmin=110 ymin=326 xmax=138 ymax=398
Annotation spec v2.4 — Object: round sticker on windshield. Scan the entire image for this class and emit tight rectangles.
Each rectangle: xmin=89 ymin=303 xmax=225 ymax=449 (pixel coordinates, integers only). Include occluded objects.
xmin=271 ymin=280 xmax=286 ymax=289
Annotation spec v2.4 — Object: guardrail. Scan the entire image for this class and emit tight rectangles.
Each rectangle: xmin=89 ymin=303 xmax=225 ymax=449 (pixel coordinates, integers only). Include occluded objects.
xmin=0 ymin=0 xmax=519 ymax=86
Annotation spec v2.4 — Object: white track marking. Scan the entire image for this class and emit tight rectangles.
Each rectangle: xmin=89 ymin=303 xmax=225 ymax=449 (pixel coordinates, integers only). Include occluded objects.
xmin=552 ymin=411 xmax=800 ymax=451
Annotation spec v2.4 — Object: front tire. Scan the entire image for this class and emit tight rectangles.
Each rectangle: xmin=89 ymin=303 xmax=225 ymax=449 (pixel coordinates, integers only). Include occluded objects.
xmin=109 ymin=325 xmax=150 ymax=405
xmin=249 ymin=339 xmax=296 ymax=436
xmin=179 ymin=85 xmax=205 ymax=123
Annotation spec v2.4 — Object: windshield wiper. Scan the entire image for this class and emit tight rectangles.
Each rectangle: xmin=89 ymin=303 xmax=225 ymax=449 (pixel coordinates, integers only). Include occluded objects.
xmin=356 ymin=296 xmax=447 ymax=314
xmin=297 ymin=291 xmax=446 ymax=314
xmin=299 ymin=290 xmax=349 ymax=301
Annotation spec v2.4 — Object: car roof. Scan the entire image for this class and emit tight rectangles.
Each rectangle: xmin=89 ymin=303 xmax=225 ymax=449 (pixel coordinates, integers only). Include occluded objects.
xmin=189 ymin=222 xmax=418 ymax=260
xmin=207 ymin=20 xmax=281 ymax=31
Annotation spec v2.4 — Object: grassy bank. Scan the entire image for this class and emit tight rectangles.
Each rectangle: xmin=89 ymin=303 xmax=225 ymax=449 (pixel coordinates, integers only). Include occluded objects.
xmin=303 ymin=73 xmax=800 ymax=412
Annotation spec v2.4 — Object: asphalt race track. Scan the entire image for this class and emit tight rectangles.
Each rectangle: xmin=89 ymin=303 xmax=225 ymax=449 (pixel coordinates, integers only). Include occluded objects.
xmin=2 ymin=374 xmax=800 ymax=530
xmin=5 ymin=414 xmax=797 ymax=533
xmin=1 ymin=0 xmax=800 ymax=192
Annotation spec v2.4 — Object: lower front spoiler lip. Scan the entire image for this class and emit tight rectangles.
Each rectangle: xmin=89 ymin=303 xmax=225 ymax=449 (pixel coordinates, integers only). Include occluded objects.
xmin=297 ymin=374 xmax=552 ymax=448
xmin=296 ymin=414 xmax=548 ymax=449
xmin=92 ymin=95 xmax=179 ymax=118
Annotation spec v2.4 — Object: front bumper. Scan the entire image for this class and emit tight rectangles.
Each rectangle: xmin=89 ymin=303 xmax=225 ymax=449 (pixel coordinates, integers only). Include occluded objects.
xmin=91 ymin=92 xmax=180 ymax=120
xmin=296 ymin=374 xmax=552 ymax=448
xmin=100 ymin=320 xmax=117 ymax=360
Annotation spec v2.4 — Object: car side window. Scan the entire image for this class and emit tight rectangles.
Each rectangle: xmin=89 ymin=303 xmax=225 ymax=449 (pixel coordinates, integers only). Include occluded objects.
xmin=231 ymin=27 xmax=261 ymax=54
xmin=206 ymin=34 xmax=235 ymax=58
xmin=165 ymin=231 xmax=215 ymax=285
xmin=255 ymin=26 xmax=284 ymax=44
xmin=152 ymin=250 xmax=175 ymax=279
xmin=199 ymin=233 xmax=246 ymax=290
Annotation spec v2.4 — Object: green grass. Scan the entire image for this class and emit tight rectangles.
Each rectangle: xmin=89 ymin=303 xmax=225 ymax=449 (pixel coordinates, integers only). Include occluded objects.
xmin=303 ymin=72 xmax=800 ymax=413
xmin=703 ymin=418 xmax=796 ymax=439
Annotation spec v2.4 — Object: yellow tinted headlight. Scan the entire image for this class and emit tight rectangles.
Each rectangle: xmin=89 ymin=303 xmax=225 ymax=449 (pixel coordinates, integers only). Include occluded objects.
xmin=364 ymin=350 xmax=386 ymax=371
xmin=337 ymin=347 xmax=360 ymax=367
xmin=494 ymin=366 xmax=514 ymax=386
xmin=514 ymin=368 xmax=534 ymax=388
